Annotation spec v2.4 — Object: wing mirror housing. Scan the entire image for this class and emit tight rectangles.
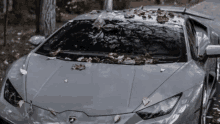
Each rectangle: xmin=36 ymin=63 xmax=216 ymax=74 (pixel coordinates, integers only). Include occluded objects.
xmin=206 ymin=45 xmax=220 ymax=57
xmin=29 ymin=35 xmax=45 ymax=46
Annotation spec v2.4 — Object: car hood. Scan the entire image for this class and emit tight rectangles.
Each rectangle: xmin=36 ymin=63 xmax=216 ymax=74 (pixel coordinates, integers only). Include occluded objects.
xmin=25 ymin=53 xmax=184 ymax=115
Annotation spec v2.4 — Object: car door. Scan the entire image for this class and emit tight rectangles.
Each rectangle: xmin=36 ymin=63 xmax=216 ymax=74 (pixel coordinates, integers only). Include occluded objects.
xmin=186 ymin=18 xmax=216 ymax=101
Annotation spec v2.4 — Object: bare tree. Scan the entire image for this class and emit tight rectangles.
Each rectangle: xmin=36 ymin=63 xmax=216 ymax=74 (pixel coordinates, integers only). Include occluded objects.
xmin=37 ymin=0 xmax=56 ymax=37
xmin=3 ymin=0 xmax=9 ymax=46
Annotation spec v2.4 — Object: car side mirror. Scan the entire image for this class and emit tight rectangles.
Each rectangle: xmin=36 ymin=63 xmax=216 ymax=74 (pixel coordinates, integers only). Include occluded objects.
xmin=206 ymin=45 xmax=220 ymax=57
xmin=29 ymin=35 xmax=45 ymax=46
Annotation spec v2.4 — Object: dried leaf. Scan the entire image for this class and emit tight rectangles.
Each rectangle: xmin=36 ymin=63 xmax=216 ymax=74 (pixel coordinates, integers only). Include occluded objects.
xmin=48 ymin=108 xmax=57 ymax=116
xmin=77 ymin=57 xmax=84 ymax=62
xmin=20 ymin=68 xmax=27 ymax=75
xmin=114 ymin=115 xmax=121 ymax=123
xmin=72 ymin=64 xmax=86 ymax=71
xmin=148 ymin=14 xmax=152 ymax=19
xmin=143 ymin=97 xmax=150 ymax=106
xmin=168 ymin=12 xmax=174 ymax=18
xmin=49 ymin=48 xmax=61 ymax=57
xmin=65 ymin=57 xmax=71 ymax=60
xmin=47 ymin=57 xmax=56 ymax=60
xmin=124 ymin=13 xmax=135 ymax=18
xmin=137 ymin=10 xmax=145 ymax=16
xmin=18 ymin=100 xmax=25 ymax=108
xmin=157 ymin=15 xmax=169 ymax=24
xmin=160 ymin=68 xmax=165 ymax=72
xmin=93 ymin=17 xmax=105 ymax=30
xmin=64 ymin=79 xmax=68 ymax=83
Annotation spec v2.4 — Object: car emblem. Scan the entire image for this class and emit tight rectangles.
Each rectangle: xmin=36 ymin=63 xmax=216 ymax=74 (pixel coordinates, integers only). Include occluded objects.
xmin=69 ymin=116 xmax=77 ymax=123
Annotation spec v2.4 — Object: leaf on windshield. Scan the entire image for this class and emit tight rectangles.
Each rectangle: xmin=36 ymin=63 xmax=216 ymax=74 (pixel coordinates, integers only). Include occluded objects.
xmin=168 ymin=12 xmax=174 ymax=18
xmin=108 ymin=52 xmax=118 ymax=59
xmin=49 ymin=48 xmax=62 ymax=57
xmin=156 ymin=14 xmax=169 ymax=24
xmin=65 ymin=57 xmax=71 ymax=61
xmin=92 ymin=57 xmax=100 ymax=62
xmin=92 ymin=17 xmax=105 ymax=30
xmin=123 ymin=57 xmax=135 ymax=64
xmin=77 ymin=57 xmax=84 ymax=62
xmin=137 ymin=10 xmax=145 ymax=16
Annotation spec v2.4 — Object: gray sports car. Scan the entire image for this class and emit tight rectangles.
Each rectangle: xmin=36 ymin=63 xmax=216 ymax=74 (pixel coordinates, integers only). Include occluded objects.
xmin=0 ymin=6 xmax=220 ymax=124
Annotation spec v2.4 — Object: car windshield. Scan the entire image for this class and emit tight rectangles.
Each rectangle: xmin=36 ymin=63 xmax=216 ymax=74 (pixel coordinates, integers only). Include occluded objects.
xmin=36 ymin=19 xmax=187 ymax=65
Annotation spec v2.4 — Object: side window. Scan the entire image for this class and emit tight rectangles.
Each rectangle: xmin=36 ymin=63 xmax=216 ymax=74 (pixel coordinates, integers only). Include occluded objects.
xmin=186 ymin=20 xmax=197 ymax=60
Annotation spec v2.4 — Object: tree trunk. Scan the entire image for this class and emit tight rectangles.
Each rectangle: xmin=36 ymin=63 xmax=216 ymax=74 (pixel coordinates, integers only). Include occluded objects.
xmin=3 ymin=0 xmax=9 ymax=46
xmin=36 ymin=0 xmax=40 ymax=34
xmin=104 ymin=0 xmax=113 ymax=11
xmin=39 ymin=0 xmax=56 ymax=38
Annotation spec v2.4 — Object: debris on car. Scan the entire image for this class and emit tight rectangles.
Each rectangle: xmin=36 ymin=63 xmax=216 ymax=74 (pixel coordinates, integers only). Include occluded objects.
xmin=65 ymin=57 xmax=71 ymax=61
xmin=90 ymin=10 xmax=98 ymax=14
xmin=142 ymin=97 xmax=150 ymax=106
xmin=92 ymin=17 xmax=105 ymax=30
xmin=168 ymin=12 xmax=174 ymax=18
xmin=72 ymin=64 xmax=86 ymax=71
xmin=64 ymin=79 xmax=68 ymax=83
xmin=114 ymin=115 xmax=121 ymax=123
xmin=48 ymin=108 xmax=57 ymax=116
xmin=20 ymin=68 xmax=27 ymax=75
xmin=18 ymin=100 xmax=24 ymax=108
xmin=160 ymin=68 xmax=165 ymax=72
xmin=49 ymin=48 xmax=62 ymax=57
xmin=157 ymin=14 xmax=169 ymax=24
xmin=77 ymin=57 xmax=84 ymax=62
xmin=47 ymin=57 xmax=56 ymax=60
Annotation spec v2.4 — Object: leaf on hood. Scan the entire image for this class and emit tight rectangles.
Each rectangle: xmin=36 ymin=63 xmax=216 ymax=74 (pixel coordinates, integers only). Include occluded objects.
xmin=114 ymin=115 xmax=121 ymax=123
xmin=20 ymin=68 xmax=27 ymax=75
xmin=72 ymin=64 xmax=86 ymax=71
xmin=143 ymin=97 xmax=150 ymax=106
xmin=160 ymin=68 xmax=165 ymax=72
xmin=64 ymin=79 xmax=68 ymax=83
xmin=47 ymin=57 xmax=56 ymax=60
xmin=18 ymin=100 xmax=25 ymax=108
xmin=48 ymin=108 xmax=57 ymax=116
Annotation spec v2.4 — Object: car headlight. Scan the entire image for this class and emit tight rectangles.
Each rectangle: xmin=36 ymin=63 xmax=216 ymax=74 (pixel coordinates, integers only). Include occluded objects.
xmin=4 ymin=79 xmax=23 ymax=107
xmin=136 ymin=93 xmax=182 ymax=120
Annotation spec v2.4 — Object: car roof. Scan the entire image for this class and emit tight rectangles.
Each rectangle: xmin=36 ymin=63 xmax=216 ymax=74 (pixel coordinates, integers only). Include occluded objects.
xmin=71 ymin=6 xmax=214 ymax=27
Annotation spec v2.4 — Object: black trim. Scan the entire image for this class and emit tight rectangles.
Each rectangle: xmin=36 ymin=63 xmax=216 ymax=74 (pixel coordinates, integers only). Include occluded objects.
xmin=0 ymin=115 xmax=14 ymax=124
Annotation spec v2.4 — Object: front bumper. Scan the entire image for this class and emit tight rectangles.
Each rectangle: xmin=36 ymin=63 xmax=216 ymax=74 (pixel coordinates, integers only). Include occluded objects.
xmin=0 ymin=84 xmax=203 ymax=124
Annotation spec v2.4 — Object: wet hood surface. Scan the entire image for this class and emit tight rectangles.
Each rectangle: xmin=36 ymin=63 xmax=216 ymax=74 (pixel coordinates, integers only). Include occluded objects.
xmin=26 ymin=53 xmax=184 ymax=115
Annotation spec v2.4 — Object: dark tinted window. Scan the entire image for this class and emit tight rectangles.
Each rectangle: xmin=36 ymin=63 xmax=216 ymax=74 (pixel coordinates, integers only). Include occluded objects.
xmin=36 ymin=19 xmax=187 ymax=64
